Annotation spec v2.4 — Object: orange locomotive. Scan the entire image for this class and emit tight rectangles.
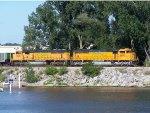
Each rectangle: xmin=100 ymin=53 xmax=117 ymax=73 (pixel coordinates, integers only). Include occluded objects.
xmin=72 ymin=48 xmax=138 ymax=66
xmin=12 ymin=50 xmax=70 ymax=65
xmin=11 ymin=48 xmax=138 ymax=66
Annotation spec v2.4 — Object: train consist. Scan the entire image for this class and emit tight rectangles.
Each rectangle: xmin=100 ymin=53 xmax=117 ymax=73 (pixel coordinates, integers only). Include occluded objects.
xmin=0 ymin=46 xmax=138 ymax=66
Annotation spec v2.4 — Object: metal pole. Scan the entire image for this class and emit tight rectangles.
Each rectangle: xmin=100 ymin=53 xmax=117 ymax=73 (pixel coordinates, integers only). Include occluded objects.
xmin=19 ymin=73 xmax=21 ymax=88
xmin=9 ymin=83 xmax=12 ymax=93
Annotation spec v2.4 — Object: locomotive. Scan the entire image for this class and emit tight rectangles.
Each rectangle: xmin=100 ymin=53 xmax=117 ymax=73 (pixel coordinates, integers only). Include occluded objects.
xmin=0 ymin=46 xmax=138 ymax=66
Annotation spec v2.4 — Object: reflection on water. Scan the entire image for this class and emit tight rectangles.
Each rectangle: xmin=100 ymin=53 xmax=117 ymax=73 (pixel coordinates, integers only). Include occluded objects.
xmin=1 ymin=87 xmax=150 ymax=113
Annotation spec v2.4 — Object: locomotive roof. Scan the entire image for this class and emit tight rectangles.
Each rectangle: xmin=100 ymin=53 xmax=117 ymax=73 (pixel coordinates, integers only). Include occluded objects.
xmin=0 ymin=46 xmax=22 ymax=53
xmin=73 ymin=49 xmax=118 ymax=53
xmin=23 ymin=49 xmax=69 ymax=53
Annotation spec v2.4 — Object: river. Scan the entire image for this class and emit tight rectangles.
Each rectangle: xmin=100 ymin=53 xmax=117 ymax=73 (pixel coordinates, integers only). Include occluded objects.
xmin=0 ymin=87 xmax=150 ymax=113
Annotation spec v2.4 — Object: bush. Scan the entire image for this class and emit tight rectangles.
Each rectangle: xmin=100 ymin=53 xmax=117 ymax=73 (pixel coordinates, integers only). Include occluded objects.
xmin=0 ymin=68 xmax=3 ymax=74
xmin=59 ymin=67 xmax=68 ymax=75
xmin=45 ymin=66 xmax=58 ymax=75
xmin=0 ymin=74 xmax=6 ymax=82
xmin=0 ymin=68 xmax=6 ymax=82
xmin=24 ymin=64 xmax=40 ymax=83
xmin=8 ymin=69 xmax=14 ymax=74
xmin=144 ymin=61 xmax=150 ymax=67
xmin=43 ymin=79 xmax=52 ymax=85
xmin=81 ymin=62 xmax=102 ymax=77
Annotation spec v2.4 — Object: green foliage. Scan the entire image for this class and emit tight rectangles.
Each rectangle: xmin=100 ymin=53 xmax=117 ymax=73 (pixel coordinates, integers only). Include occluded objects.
xmin=38 ymin=71 xmax=44 ymax=75
xmin=45 ymin=66 xmax=58 ymax=75
xmin=59 ymin=67 xmax=68 ymax=75
xmin=0 ymin=74 xmax=6 ymax=82
xmin=0 ymin=68 xmax=3 ymax=74
xmin=55 ymin=77 xmax=63 ymax=85
xmin=0 ymin=68 xmax=6 ymax=82
xmin=8 ymin=69 xmax=13 ymax=74
xmin=43 ymin=79 xmax=53 ymax=85
xmin=144 ymin=61 xmax=150 ymax=67
xmin=73 ymin=13 xmax=102 ymax=49
xmin=23 ymin=1 xmax=150 ymax=64
xmin=24 ymin=64 xmax=40 ymax=83
xmin=81 ymin=62 xmax=102 ymax=77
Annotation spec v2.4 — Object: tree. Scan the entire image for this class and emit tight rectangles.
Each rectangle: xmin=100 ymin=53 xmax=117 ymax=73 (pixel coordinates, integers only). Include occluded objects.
xmin=72 ymin=13 xmax=101 ymax=49
xmin=23 ymin=1 xmax=150 ymax=64
xmin=102 ymin=1 xmax=150 ymax=64
xmin=23 ymin=1 xmax=58 ymax=50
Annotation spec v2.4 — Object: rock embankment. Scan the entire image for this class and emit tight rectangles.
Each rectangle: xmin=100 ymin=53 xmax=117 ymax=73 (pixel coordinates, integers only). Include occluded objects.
xmin=1 ymin=67 xmax=150 ymax=87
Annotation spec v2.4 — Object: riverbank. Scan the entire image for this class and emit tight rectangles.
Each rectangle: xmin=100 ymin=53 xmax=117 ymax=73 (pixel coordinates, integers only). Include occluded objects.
xmin=1 ymin=66 xmax=150 ymax=87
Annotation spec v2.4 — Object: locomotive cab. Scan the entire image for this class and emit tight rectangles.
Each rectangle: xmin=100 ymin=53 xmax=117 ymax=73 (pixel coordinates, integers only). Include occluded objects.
xmin=117 ymin=48 xmax=138 ymax=65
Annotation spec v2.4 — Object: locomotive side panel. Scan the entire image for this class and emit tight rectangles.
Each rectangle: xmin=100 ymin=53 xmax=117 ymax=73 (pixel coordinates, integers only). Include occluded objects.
xmin=72 ymin=51 xmax=114 ymax=61
xmin=62 ymin=52 xmax=70 ymax=60
xmin=33 ymin=53 xmax=50 ymax=60
xmin=23 ymin=53 xmax=34 ymax=61
xmin=89 ymin=52 xmax=114 ymax=61
xmin=12 ymin=53 xmax=24 ymax=61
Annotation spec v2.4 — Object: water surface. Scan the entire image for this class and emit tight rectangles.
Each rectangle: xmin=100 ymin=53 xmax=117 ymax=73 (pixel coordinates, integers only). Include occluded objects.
xmin=0 ymin=87 xmax=150 ymax=113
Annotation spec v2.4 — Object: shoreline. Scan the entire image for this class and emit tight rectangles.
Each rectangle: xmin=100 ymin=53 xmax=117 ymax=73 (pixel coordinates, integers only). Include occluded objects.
xmin=1 ymin=67 xmax=150 ymax=87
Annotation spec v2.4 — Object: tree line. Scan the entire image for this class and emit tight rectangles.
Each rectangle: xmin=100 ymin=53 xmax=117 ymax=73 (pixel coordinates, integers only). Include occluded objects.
xmin=22 ymin=1 xmax=150 ymax=64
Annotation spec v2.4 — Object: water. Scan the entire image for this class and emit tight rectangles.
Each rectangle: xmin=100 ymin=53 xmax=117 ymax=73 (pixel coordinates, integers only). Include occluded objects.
xmin=1 ymin=87 xmax=150 ymax=113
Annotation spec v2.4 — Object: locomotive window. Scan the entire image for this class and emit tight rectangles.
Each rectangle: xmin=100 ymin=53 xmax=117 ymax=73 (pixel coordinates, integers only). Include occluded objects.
xmin=126 ymin=51 xmax=131 ymax=53
xmin=120 ymin=51 xmax=125 ymax=53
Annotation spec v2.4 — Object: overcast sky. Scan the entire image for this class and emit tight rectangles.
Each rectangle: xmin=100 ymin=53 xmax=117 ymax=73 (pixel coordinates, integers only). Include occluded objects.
xmin=0 ymin=1 xmax=45 ymax=44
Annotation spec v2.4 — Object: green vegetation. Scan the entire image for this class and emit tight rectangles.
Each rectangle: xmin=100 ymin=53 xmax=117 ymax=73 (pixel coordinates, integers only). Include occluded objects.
xmin=43 ymin=77 xmax=66 ymax=86
xmin=45 ymin=66 xmax=58 ymax=75
xmin=8 ymin=69 xmax=13 ymax=74
xmin=59 ymin=67 xmax=68 ymax=75
xmin=55 ymin=77 xmax=63 ymax=85
xmin=24 ymin=64 xmax=40 ymax=83
xmin=81 ymin=62 xmax=102 ymax=77
xmin=144 ymin=71 xmax=150 ymax=75
xmin=0 ymin=68 xmax=3 ymax=74
xmin=0 ymin=68 xmax=6 ymax=82
xmin=38 ymin=71 xmax=44 ymax=75
xmin=23 ymin=1 xmax=150 ymax=65
xmin=144 ymin=61 xmax=150 ymax=67
xmin=43 ymin=79 xmax=53 ymax=85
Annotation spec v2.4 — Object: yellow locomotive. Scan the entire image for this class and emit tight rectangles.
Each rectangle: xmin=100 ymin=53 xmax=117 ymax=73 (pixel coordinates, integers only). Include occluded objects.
xmin=72 ymin=48 xmax=138 ymax=65
xmin=11 ymin=48 xmax=138 ymax=66
xmin=12 ymin=50 xmax=70 ymax=65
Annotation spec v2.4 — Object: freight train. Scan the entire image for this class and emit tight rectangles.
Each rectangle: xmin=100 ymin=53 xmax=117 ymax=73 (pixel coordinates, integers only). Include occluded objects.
xmin=0 ymin=46 xmax=138 ymax=66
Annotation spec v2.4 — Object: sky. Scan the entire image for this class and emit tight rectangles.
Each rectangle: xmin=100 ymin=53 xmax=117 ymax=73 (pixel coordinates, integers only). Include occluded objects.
xmin=0 ymin=1 xmax=45 ymax=45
